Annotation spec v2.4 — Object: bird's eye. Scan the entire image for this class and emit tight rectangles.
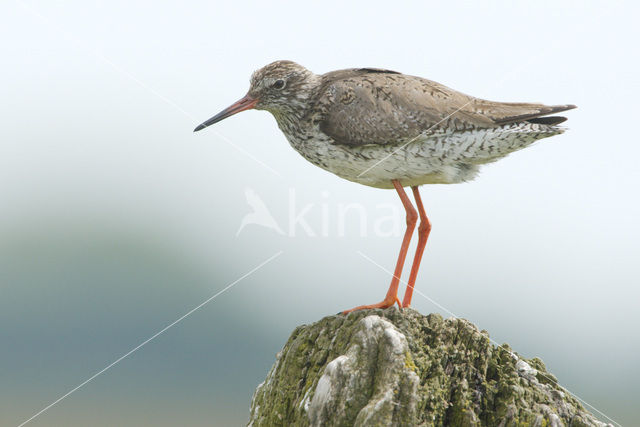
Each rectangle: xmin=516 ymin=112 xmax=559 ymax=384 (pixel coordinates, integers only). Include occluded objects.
xmin=272 ymin=79 xmax=285 ymax=90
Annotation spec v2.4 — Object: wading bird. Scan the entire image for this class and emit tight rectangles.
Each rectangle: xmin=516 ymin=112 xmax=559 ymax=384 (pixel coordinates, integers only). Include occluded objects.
xmin=194 ymin=60 xmax=575 ymax=314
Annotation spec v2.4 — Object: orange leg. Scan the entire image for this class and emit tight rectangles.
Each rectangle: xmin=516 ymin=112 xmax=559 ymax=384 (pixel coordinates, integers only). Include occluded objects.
xmin=343 ymin=179 xmax=417 ymax=314
xmin=401 ymin=186 xmax=432 ymax=308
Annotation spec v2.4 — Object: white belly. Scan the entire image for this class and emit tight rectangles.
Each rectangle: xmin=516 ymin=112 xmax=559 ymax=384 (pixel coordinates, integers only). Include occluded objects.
xmin=284 ymin=123 xmax=562 ymax=189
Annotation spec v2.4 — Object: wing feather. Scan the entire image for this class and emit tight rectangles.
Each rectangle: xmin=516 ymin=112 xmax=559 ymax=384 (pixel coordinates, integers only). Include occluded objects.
xmin=315 ymin=70 xmax=576 ymax=147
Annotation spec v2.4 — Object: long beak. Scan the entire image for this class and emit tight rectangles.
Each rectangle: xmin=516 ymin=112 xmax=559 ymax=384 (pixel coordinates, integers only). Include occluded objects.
xmin=193 ymin=94 xmax=258 ymax=132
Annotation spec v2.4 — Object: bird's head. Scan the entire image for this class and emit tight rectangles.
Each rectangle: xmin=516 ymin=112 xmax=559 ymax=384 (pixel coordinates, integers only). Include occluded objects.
xmin=194 ymin=60 xmax=319 ymax=132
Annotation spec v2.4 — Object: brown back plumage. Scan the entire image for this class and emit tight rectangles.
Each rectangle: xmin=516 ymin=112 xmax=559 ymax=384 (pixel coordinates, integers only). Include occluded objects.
xmin=313 ymin=68 xmax=576 ymax=146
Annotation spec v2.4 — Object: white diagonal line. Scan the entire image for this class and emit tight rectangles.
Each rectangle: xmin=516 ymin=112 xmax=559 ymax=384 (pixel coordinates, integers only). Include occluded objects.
xmin=356 ymin=101 xmax=473 ymax=178
xmin=356 ymin=250 xmax=622 ymax=427
xmin=16 ymin=0 xmax=282 ymax=178
xmin=212 ymin=130 xmax=283 ymax=177
xmin=17 ymin=251 xmax=283 ymax=427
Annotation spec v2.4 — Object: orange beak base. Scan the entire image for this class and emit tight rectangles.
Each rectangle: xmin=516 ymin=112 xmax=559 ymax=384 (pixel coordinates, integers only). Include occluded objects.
xmin=194 ymin=94 xmax=258 ymax=132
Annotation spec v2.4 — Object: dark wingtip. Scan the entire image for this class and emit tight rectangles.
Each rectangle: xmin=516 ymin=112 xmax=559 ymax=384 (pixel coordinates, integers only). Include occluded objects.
xmin=495 ymin=103 xmax=578 ymax=125
xmin=193 ymin=124 xmax=207 ymax=132
xmin=527 ymin=116 xmax=568 ymax=125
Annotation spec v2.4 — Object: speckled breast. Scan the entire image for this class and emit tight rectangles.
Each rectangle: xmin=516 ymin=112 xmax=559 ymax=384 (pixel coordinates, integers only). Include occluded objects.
xmin=280 ymin=121 xmax=563 ymax=189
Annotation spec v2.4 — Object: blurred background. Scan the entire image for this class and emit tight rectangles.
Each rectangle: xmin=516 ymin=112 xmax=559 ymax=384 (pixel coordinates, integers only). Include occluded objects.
xmin=1 ymin=1 xmax=638 ymax=425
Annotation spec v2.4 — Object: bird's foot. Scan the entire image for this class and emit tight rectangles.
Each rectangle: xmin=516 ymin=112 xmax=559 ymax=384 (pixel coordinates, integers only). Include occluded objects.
xmin=341 ymin=295 xmax=402 ymax=315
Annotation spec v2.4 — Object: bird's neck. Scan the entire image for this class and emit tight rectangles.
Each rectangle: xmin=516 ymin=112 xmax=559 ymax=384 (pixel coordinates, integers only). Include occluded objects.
xmin=272 ymin=108 xmax=306 ymax=139
xmin=270 ymin=74 xmax=322 ymax=136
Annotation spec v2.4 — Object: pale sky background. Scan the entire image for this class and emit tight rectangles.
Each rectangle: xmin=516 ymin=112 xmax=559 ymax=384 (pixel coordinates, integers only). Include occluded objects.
xmin=1 ymin=1 xmax=639 ymax=426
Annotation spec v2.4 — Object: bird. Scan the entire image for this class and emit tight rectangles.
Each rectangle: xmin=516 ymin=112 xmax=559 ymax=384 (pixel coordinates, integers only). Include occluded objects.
xmin=194 ymin=60 xmax=576 ymax=314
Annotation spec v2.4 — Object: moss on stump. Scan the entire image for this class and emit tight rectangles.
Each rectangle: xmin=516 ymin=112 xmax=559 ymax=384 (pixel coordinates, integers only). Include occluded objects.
xmin=248 ymin=308 xmax=610 ymax=427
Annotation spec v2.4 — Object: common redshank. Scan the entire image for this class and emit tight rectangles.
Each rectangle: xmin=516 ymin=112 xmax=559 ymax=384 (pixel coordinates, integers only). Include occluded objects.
xmin=194 ymin=60 xmax=575 ymax=314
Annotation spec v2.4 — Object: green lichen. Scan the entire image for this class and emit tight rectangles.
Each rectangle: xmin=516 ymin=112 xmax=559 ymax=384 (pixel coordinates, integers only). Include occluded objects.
xmin=248 ymin=308 xmax=609 ymax=427
xmin=404 ymin=351 xmax=417 ymax=372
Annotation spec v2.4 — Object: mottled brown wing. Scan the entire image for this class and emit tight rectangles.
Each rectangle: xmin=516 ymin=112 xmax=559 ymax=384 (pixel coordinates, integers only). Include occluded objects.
xmin=316 ymin=70 xmax=576 ymax=147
